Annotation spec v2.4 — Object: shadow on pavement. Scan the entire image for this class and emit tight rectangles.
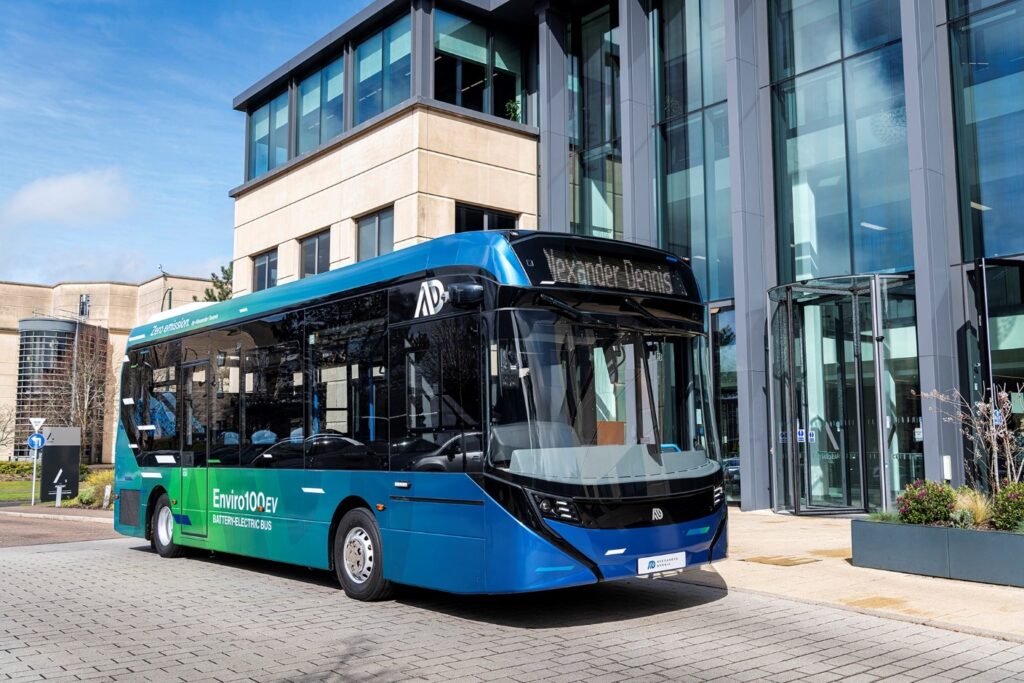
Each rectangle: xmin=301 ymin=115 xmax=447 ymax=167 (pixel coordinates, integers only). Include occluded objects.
xmin=130 ymin=544 xmax=728 ymax=628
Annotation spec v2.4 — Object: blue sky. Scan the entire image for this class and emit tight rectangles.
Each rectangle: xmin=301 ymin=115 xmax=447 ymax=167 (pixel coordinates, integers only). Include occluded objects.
xmin=0 ymin=0 xmax=371 ymax=284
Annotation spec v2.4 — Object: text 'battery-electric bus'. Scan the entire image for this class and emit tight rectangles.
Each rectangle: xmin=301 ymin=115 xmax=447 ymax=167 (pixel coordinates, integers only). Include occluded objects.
xmin=113 ymin=231 xmax=726 ymax=599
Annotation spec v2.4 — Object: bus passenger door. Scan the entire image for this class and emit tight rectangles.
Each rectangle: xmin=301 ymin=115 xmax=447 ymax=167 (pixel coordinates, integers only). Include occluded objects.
xmin=180 ymin=362 xmax=210 ymax=537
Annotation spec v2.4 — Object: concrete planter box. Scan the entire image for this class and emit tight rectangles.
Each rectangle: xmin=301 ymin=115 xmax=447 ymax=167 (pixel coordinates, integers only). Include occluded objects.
xmin=851 ymin=519 xmax=1024 ymax=588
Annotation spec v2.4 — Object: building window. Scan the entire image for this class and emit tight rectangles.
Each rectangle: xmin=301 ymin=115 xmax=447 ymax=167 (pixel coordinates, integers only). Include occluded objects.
xmin=355 ymin=14 xmax=412 ymax=125
xmin=455 ymin=204 xmax=518 ymax=232
xmin=950 ymin=0 xmax=1024 ymax=261
xmin=770 ymin=0 xmax=910 ymax=284
xmin=248 ymin=91 xmax=290 ymax=180
xmin=357 ymin=207 xmax=395 ymax=261
xmin=433 ymin=10 xmax=524 ymax=122
xmin=297 ymin=57 xmax=345 ymax=156
xmin=253 ymin=250 xmax=278 ymax=292
xmin=711 ymin=307 xmax=739 ymax=502
xmin=569 ymin=3 xmax=622 ymax=241
xmin=300 ymin=231 xmax=330 ymax=278
xmin=653 ymin=0 xmax=732 ymax=300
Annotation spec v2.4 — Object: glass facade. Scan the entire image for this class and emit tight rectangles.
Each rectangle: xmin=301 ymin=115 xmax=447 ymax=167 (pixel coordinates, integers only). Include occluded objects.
xmin=355 ymin=15 xmax=412 ymax=125
xmin=653 ymin=0 xmax=731 ymax=301
xmin=569 ymin=3 xmax=622 ymax=240
xmin=434 ymin=11 xmax=523 ymax=121
xmin=297 ymin=57 xmax=345 ymax=156
xmin=711 ymin=308 xmax=740 ymax=502
xmin=950 ymin=0 xmax=1024 ymax=260
xmin=771 ymin=0 xmax=911 ymax=284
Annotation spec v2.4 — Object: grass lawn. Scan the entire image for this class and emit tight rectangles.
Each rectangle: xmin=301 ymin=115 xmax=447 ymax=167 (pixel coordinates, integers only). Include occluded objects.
xmin=0 ymin=480 xmax=38 ymax=503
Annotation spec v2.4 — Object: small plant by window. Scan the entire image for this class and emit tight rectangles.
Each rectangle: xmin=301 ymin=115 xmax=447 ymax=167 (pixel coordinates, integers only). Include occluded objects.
xmin=505 ymin=98 xmax=520 ymax=122
xmin=896 ymin=479 xmax=956 ymax=525
xmin=992 ymin=481 xmax=1024 ymax=531
xmin=950 ymin=508 xmax=975 ymax=529
xmin=868 ymin=510 xmax=900 ymax=523
xmin=955 ymin=486 xmax=992 ymax=527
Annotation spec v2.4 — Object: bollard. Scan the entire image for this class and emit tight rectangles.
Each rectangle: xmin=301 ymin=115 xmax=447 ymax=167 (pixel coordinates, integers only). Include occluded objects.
xmin=55 ymin=485 xmax=63 ymax=508
xmin=103 ymin=485 xmax=112 ymax=509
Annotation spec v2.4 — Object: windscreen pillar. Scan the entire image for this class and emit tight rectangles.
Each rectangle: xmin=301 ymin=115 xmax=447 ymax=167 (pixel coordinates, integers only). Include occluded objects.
xmin=536 ymin=3 xmax=571 ymax=233
xmin=727 ymin=0 xmax=774 ymax=510
xmin=901 ymin=0 xmax=963 ymax=485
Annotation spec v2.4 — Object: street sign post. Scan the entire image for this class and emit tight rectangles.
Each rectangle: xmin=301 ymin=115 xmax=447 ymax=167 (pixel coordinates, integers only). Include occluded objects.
xmin=28 ymin=418 xmax=46 ymax=507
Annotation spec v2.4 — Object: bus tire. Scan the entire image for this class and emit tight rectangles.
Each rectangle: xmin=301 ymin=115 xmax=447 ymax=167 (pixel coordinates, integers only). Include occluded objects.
xmin=151 ymin=493 xmax=186 ymax=558
xmin=334 ymin=508 xmax=393 ymax=601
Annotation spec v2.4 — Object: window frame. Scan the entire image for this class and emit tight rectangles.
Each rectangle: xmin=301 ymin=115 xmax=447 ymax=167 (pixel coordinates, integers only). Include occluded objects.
xmin=253 ymin=249 xmax=279 ymax=292
xmin=357 ymin=206 xmax=395 ymax=262
xmin=300 ymin=230 xmax=331 ymax=279
xmin=454 ymin=203 xmax=519 ymax=232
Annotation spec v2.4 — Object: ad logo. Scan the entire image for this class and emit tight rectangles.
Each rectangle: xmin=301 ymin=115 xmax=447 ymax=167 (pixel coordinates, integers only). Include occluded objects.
xmin=647 ymin=560 xmax=657 ymax=570
xmin=651 ymin=507 xmax=664 ymax=521
xmin=414 ymin=279 xmax=448 ymax=318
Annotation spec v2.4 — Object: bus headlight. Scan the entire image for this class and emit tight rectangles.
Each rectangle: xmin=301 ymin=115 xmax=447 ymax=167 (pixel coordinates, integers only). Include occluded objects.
xmin=531 ymin=492 xmax=580 ymax=524
xmin=713 ymin=485 xmax=724 ymax=507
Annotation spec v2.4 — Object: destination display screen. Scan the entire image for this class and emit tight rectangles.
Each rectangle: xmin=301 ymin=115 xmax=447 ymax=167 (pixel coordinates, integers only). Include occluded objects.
xmin=511 ymin=235 xmax=693 ymax=299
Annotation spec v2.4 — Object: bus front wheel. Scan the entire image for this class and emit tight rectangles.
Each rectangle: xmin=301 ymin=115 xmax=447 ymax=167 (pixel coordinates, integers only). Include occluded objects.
xmin=151 ymin=493 xmax=186 ymax=558
xmin=334 ymin=508 xmax=393 ymax=601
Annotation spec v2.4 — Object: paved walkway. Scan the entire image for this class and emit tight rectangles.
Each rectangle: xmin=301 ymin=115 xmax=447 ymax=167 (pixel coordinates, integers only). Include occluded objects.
xmin=676 ymin=509 xmax=1024 ymax=643
xmin=2 ymin=536 xmax=1024 ymax=682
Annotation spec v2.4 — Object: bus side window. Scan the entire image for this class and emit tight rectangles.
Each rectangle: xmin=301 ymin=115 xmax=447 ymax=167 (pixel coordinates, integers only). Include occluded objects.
xmin=128 ymin=341 xmax=181 ymax=467
xmin=208 ymin=333 xmax=242 ymax=468
xmin=240 ymin=314 xmax=304 ymax=469
xmin=306 ymin=293 xmax=388 ymax=471
xmin=389 ymin=316 xmax=483 ymax=473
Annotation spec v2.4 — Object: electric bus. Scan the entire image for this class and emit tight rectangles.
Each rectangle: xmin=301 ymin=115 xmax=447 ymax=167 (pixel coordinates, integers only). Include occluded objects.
xmin=113 ymin=231 xmax=727 ymax=600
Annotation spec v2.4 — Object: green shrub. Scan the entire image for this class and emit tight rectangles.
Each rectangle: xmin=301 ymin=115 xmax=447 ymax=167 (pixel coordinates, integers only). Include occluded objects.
xmin=950 ymin=508 xmax=975 ymax=529
xmin=868 ymin=511 xmax=901 ymax=523
xmin=0 ymin=462 xmax=33 ymax=479
xmin=1016 ymin=520 xmax=1024 ymax=534
xmin=897 ymin=479 xmax=956 ymax=525
xmin=69 ymin=469 xmax=115 ymax=509
xmin=992 ymin=482 xmax=1024 ymax=531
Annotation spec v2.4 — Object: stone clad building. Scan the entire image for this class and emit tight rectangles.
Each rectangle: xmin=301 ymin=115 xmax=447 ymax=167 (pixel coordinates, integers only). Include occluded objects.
xmin=0 ymin=275 xmax=209 ymax=462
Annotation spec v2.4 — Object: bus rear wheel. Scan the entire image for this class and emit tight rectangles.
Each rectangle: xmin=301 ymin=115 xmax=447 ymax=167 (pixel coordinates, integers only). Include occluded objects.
xmin=151 ymin=493 xmax=186 ymax=558
xmin=334 ymin=508 xmax=393 ymax=601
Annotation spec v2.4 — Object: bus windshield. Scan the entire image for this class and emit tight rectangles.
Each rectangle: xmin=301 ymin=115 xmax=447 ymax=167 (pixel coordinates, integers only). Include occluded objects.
xmin=489 ymin=309 xmax=720 ymax=491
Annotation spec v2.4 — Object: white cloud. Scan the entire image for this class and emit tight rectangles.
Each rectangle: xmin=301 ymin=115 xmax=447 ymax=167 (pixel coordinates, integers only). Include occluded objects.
xmin=0 ymin=168 xmax=134 ymax=227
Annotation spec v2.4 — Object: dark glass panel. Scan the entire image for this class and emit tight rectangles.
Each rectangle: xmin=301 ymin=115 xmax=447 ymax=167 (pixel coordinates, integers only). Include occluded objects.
xmin=248 ymin=103 xmax=270 ymax=179
xmin=456 ymin=204 xmax=486 ymax=232
xmin=493 ymin=34 xmax=522 ymax=121
xmin=705 ymin=103 xmax=732 ymax=299
xmin=297 ymin=71 xmax=322 ymax=155
xmin=773 ymin=64 xmax=850 ymax=283
xmin=657 ymin=0 xmax=702 ymax=119
xmin=661 ymin=112 xmax=706 ymax=291
xmin=208 ymin=331 xmax=242 ymax=468
xmin=268 ymin=92 xmax=289 ymax=171
xmin=951 ymin=2 xmax=1024 ymax=259
xmin=240 ymin=314 xmax=304 ymax=469
xmin=322 ymin=57 xmax=344 ymax=141
xmin=356 ymin=30 xmax=384 ymax=124
xmin=378 ymin=207 xmax=394 ymax=255
xmin=701 ymin=0 xmax=726 ymax=105
xmin=713 ymin=309 xmax=739 ymax=502
xmin=385 ymin=15 xmax=411 ymax=110
xmin=845 ymin=44 xmax=912 ymax=273
xmin=841 ymin=0 xmax=901 ymax=56
xmin=770 ymin=0 xmax=841 ymax=80
xmin=317 ymin=231 xmax=330 ymax=274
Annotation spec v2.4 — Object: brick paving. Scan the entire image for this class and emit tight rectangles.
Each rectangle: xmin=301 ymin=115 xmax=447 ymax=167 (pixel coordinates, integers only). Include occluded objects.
xmin=2 ymin=537 xmax=1024 ymax=682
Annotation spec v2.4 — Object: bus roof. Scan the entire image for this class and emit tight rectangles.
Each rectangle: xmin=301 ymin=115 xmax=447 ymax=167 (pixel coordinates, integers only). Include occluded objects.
xmin=126 ymin=230 xmax=699 ymax=348
xmin=127 ymin=231 xmax=531 ymax=348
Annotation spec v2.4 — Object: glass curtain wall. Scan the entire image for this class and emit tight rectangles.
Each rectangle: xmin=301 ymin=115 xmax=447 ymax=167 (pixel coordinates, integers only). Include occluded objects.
xmin=434 ymin=10 xmax=524 ymax=122
xmin=569 ymin=3 xmax=623 ymax=240
xmin=771 ymin=0 xmax=912 ymax=284
xmin=653 ymin=0 xmax=731 ymax=301
xmin=297 ymin=58 xmax=345 ymax=156
xmin=248 ymin=92 xmax=289 ymax=180
xmin=950 ymin=0 xmax=1024 ymax=261
xmin=355 ymin=15 xmax=412 ymax=125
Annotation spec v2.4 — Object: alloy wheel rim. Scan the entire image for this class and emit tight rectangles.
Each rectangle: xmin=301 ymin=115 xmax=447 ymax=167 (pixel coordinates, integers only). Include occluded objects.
xmin=343 ymin=527 xmax=374 ymax=584
xmin=157 ymin=506 xmax=173 ymax=547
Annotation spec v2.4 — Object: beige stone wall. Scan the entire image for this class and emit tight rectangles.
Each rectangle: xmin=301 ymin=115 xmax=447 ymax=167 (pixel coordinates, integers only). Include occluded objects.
xmin=232 ymin=103 xmax=539 ymax=294
xmin=0 ymin=274 xmax=210 ymax=462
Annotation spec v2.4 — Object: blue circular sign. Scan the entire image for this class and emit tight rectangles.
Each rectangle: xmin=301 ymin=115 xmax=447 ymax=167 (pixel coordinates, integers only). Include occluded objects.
xmin=26 ymin=433 xmax=45 ymax=450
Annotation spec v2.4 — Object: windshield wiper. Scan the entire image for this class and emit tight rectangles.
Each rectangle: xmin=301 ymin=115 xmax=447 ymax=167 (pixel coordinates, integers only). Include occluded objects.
xmin=622 ymin=297 xmax=667 ymax=329
xmin=538 ymin=293 xmax=603 ymax=324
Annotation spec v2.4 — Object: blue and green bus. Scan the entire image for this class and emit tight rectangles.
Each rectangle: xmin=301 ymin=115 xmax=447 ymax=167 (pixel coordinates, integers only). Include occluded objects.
xmin=114 ymin=231 xmax=726 ymax=599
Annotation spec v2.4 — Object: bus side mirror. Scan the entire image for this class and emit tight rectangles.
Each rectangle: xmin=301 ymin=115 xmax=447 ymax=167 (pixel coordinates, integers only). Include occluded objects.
xmin=448 ymin=283 xmax=484 ymax=307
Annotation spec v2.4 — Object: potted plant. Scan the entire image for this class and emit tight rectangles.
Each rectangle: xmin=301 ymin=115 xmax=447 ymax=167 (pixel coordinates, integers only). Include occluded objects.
xmin=852 ymin=386 xmax=1024 ymax=587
